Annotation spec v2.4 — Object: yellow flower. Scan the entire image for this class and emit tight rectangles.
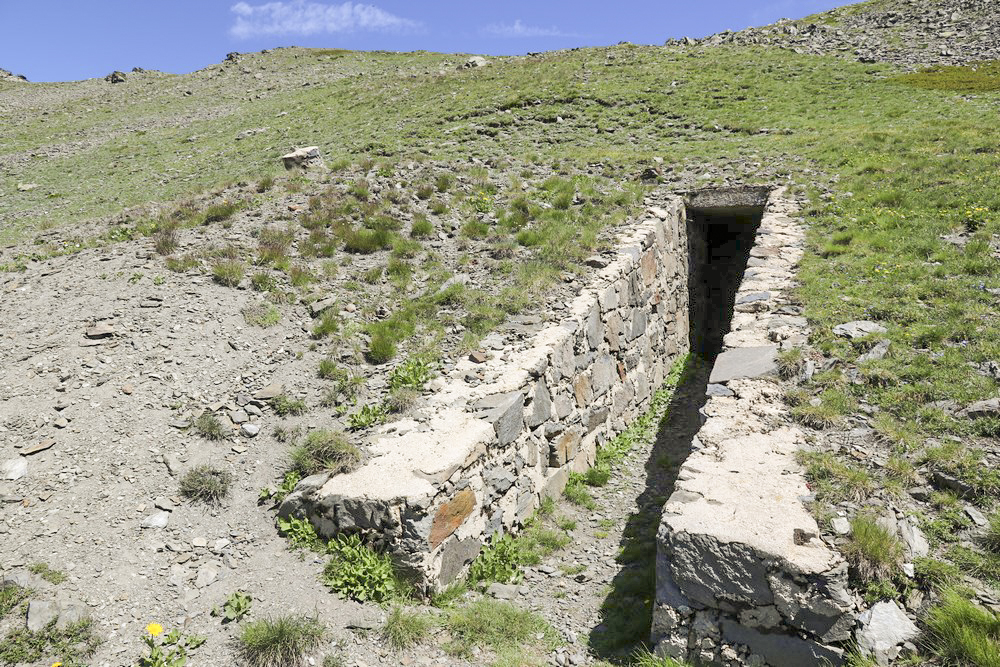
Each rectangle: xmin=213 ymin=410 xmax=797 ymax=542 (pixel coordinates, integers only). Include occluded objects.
xmin=52 ymin=663 xmax=63 ymax=667
xmin=146 ymin=622 xmax=164 ymax=637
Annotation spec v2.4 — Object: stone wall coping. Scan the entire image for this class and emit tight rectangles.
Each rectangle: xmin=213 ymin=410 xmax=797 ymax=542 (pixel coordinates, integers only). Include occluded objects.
xmin=662 ymin=422 xmax=839 ymax=576
xmin=310 ymin=205 xmax=682 ymax=503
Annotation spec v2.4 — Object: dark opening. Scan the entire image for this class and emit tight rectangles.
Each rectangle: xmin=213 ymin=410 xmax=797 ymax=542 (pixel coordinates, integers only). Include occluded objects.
xmin=685 ymin=187 xmax=768 ymax=360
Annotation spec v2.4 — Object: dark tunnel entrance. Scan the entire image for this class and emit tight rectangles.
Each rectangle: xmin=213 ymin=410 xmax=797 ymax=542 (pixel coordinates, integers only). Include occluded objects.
xmin=685 ymin=186 xmax=770 ymax=362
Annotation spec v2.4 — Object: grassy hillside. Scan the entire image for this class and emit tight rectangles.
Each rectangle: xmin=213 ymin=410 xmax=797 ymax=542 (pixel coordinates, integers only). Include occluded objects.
xmin=2 ymin=11 xmax=1000 ymax=664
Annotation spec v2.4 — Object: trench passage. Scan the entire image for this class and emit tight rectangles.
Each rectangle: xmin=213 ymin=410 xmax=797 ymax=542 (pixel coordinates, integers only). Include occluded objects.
xmin=588 ymin=195 xmax=764 ymax=658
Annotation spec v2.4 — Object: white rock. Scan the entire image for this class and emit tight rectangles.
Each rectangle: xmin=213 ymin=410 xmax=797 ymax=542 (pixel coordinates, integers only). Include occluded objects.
xmin=1 ymin=457 xmax=27 ymax=481
xmin=240 ymin=423 xmax=260 ymax=437
xmin=195 ymin=564 xmax=218 ymax=588
xmin=856 ymin=601 xmax=919 ymax=665
xmin=141 ymin=511 xmax=170 ymax=529
xmin=831 ymin=517 xmax=851 ymax=535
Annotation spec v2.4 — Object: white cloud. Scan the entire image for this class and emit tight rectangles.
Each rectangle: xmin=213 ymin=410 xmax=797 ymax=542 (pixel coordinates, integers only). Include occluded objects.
xmin=230 ymin=1 xmax=420 ymax=39
xmin=481 ymin=19 xmax=578 ymax=39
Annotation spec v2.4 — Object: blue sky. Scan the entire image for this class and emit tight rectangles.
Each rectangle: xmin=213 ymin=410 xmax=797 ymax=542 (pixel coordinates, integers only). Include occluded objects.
xmin=2 ymin=0 xmax=853 ymax=82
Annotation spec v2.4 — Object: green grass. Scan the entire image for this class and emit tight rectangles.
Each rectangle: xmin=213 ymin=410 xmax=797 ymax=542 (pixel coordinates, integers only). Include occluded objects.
xmin=236 ymin=615 xmax=325 ymax=667
xmin=0 ymin=619 xmax=101 ymax=665
xmin=179 ymin=464 xmax=233 ymax=504
xmin=193 ymin=412 xmax=227 ymax=440
xmin=441 ymin=599 xmax=559 ymax=659
xmin=27 ymin=562 xmax=67 ymax=585
xmin=243 ymin=302 xmax=282 ymax=327
xmin=212 ymin=259 xmax=245 ymax=287
xmin=0 ymin=584 xmax=30 ymax=620
xmin=288 ymin=429 xmax=360 ymax=477
xmin=896 ymin=61 xmax=1000 ymax=93
xmin=925 ymin=590 xmax=1000 ymax=667
xmin=842 ymin=515 xmax=904 ymax=583
xmin=382 ymin=606 xmax=432 ymax=649
xmin=272 ymin=393 xmax=308 ymax=417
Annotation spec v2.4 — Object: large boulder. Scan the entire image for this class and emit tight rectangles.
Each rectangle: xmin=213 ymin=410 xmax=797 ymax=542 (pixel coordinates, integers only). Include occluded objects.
xmin=281 ymin=146 xmax=325 ymax=171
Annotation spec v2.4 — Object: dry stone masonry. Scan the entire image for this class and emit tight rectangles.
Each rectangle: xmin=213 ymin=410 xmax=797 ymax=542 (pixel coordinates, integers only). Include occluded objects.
xmin=652 ymin=194 xmax=856 ymax=666
xmin=280 ymin=200 xmax=692 ymax=589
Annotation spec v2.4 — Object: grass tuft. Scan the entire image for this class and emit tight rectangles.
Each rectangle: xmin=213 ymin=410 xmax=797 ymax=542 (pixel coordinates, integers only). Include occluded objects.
xmin=180 ymin=464 xmax=233 ymax=504
xmin=925 ymin=589 xmax=1000 ymax=667
xmin=382 ymin=606 xmax=431 ymax=649
xmin=236 ymin=615 xmax=325 ymax=667
xmin=288 ymin=429 xmax=360 ymax=477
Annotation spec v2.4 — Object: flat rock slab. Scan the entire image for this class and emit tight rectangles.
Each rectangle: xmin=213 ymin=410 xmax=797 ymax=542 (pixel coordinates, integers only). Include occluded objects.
xmin=709 ymin=346 xmax=778 ymax=384
xmin=833 ymin=320 xmax=887 ymax=339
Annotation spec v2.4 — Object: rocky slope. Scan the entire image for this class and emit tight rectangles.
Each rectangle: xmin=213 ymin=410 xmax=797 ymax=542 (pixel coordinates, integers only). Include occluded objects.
xmin=670 ymin=0 xmax=1000 ymax=67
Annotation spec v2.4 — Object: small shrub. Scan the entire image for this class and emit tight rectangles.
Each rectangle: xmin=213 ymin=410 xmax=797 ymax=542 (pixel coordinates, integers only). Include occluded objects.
xmin=415 ymin=184 xmax=434 ymax=200
xmin=382 ymin=606 xmax=431 ymax=649
xmin=212 ymin=259 xmax=245 ymax=287
xmin=277 ymin=515 xmax=322 ymax=551
xmin=410 ymin=214 xmax=434 ymax=238
xmin=429 ymin=200 xmax=448 ymax=215
xmin=842 ymin=515 xmax=904 ymax=582
xmin=323 ymin=534 xmax=398 ymax=603
xmin=288 ymin=429 xmax=360 ymax=477
xmin=469 ymin=535 xmax=523 ymax=585
xmin=180 ymin=464 xmax=233 ymax=504
xmin=236 ymin=615 xmax=325 ymax=667
xmin=194 ymin=412 xmax=227 ymax=440
xmin=583 ymin=465 xmax=611 ymax=487
xmin=924 ymin=589 xmax=1000 ymax=667
xmin=272 ymin=394 xmax=308 ymax=417
xmin=243 ymin=302 xmax=281 ymax=328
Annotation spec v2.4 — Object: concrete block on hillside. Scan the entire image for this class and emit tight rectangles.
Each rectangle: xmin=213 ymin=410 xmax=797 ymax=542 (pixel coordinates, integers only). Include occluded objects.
xmin=708 ymin=346 xmax=778 ymax=383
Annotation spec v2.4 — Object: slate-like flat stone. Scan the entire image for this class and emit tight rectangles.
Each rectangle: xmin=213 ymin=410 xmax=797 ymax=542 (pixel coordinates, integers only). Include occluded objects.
xmin=709 ymin=346 xmax=778 ymax=384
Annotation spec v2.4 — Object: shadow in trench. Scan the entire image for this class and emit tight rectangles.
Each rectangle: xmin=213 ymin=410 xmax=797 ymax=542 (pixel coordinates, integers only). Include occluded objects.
xmin=587 ymin=193 xmax=765 ymax=662
xmin=586 ymin=353 xmax=711 ymax=663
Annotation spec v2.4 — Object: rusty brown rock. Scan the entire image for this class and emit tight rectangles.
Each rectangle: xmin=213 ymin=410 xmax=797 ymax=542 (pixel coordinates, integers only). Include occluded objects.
xmin=430 ymin=488 xmax=476 ymax=549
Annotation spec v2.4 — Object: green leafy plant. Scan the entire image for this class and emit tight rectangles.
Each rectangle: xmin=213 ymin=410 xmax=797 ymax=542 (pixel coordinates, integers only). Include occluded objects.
xmin=388 ymin=357 xmax=434 ymax=391
xmin=138 ymin=623 xmax=205 ymax=667
xmin=212 ymin=591 xmax=252 ymax=623
xmin=347 ymin=403 xmax=388 ymax=431
xmin=468 ymin=535 xmax=523 ymax=585
xmin=277 ymin=516 xmax=324 ymax=552
xmin=322 ymin=534 xmax=398 ymax=603
xmin=0 ymin=584 xmax=30 ymax=620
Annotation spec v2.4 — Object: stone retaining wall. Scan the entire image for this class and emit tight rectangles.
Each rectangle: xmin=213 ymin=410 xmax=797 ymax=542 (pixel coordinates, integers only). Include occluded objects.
xmin=280 ymin=199 xmax=691 ymax=589
xmin=652 ymin=194 xmax=856 ymax=666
